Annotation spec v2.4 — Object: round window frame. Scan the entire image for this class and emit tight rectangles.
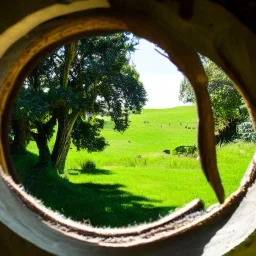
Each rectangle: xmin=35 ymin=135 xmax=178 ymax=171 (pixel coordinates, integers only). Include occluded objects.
xmin=0 ymin=5 xmax=256 ymax=255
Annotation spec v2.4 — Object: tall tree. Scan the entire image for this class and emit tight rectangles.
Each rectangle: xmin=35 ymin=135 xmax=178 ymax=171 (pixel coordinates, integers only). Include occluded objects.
xmin=179 ymin=57 xmax=248 ymax=137
xmin=11 ymin=33 xmax=147 ymax=171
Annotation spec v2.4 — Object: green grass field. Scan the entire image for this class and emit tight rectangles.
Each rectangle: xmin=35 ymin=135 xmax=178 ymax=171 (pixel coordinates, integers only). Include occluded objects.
xmin=13 ymin=106 xmax=256 ymax=227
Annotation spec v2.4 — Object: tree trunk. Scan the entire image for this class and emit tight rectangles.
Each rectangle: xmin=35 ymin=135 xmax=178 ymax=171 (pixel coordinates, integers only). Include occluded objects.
xmin=31 ymin=114 xmax=56 ymax=170
xmin=51 ymin=109 xmax=79 ymax=172
xmin=35 ymin=133 xmax=51 ymax=169
xmin=50 ymin=42 xmax=78 ymax=172
xmin=30 ymin=123 xmax=52 ymax=171
xmin=10 ymin=119 xmax=30 ymax=154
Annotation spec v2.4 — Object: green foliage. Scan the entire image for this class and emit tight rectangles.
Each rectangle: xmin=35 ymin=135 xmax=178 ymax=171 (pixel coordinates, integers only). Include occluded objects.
xmin=72 ymin=117 xmax=108 ymax=152
xmin=11 ymin=33 xmax=147 ymax=170
xmin=8 ymin=125 xmax=14 ymax=143
xmin=172 ymin=145 xmax=197 ymax=157
xmin=216 ymin=120 xmax=239 ymax=145
xmin=237 ymin=120 xmax=256 ymax=142
xmin=179 ymin=77 xmax=195 ymax=103
xmin=13 ymin=88 xmax=50 ymax=121
xmin=80 ymin=160 xmax=96 ymax=173
xmin=179 ymin=57 xmax=249 ymax=130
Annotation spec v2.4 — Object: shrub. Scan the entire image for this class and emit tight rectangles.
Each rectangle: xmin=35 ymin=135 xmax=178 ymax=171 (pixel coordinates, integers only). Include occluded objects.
xmin=215 ymin=120 xmax=238 ymax=145
xmin=237 ymin=120 xmax=256 ymax=143
xmin=80 ymin=160 xmax=96 ymax=173
xmin=172 ymin=145 xmax=197 ymax=157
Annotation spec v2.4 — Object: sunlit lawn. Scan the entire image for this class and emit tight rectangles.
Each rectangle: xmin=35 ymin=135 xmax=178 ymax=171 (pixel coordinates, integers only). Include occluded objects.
xmin=13 ymin=106 xmax=256 ymax=227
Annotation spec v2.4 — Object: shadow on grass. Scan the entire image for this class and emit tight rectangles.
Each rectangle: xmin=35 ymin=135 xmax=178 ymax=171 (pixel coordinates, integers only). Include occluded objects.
xmin=67 ymin=168 xmax=113 ymax=175
xmin=12 ymin=151 xmax=176 ymax=228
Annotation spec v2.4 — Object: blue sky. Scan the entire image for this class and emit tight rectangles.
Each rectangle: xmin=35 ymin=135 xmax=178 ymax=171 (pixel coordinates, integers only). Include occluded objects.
xmin=130 ymin=39 xmax=184 ymax=109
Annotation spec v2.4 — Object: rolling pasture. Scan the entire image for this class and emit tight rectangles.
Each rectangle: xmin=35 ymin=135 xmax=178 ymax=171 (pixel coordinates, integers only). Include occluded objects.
xmin=14 ymin=106 xmax=256 ymax=227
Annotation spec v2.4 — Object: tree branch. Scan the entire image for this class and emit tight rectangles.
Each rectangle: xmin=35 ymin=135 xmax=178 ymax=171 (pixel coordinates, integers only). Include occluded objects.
xmin=154 ymin=48 xmax=170 ymax=60
xmin=62 ymin=42 xmax=77 ymax=88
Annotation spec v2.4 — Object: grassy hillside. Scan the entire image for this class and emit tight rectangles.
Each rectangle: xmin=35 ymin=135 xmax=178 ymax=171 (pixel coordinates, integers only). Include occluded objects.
xmin=66 ymin=106 xmax=198 ymax=167
xmin=13 ymin=106 xmax=256 ymax=227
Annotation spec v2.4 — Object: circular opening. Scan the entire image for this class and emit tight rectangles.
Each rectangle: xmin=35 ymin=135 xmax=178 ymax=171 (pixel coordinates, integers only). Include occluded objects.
xmin=8 ymin=34 xmax=255 ymax=229
xmin=1 ymin=11 xmax=209 ymax=239
xmin=8 ymin=32 xmax=209 ymax=228
xmin=1 ymin=7 xmax=256 ymax=251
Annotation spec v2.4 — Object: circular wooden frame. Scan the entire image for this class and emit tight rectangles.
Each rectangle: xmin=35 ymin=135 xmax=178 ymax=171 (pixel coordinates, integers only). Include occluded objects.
xmin=1 ymin=1 xmax=256 ymax=255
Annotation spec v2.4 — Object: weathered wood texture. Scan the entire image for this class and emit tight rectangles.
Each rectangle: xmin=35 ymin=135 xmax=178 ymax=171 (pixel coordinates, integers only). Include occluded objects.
xmin=0 ymin=221 xmax=52 ymax=255
xmin=0 ymin=0 xmax=256 ymax=255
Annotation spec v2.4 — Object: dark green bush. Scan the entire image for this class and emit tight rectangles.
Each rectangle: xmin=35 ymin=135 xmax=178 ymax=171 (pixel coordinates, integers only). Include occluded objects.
xmin=172 ymin=145 xmax=197 ymax=157
xmin=80 ymin=160 xmax=96 ymax=173
xmin=163 ymin=149 xmax=170 ymax=154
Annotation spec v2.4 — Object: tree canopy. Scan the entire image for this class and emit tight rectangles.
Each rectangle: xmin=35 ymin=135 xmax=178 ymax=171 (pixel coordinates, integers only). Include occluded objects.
xmin=11 ymin=33 xmax=147 ymax=171
xmin=179 ymin=57 xmax=248 ymax=132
